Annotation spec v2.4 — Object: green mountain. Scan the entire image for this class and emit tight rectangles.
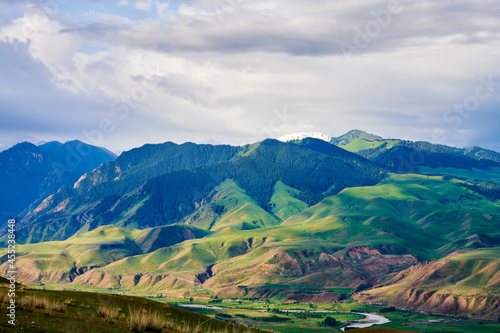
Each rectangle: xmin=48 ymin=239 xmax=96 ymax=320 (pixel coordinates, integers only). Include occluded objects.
xmin=332 ymin=130 xmax=500 ymax=173
xmin=331 ymin=129 xmax=387 ymax=150
xmin=332 ymin=130 xmax=500 ymax=202
xmin=182 ymin=179 xmax=282 ymax=231
xmin=73 ymin=141 xmax=241 ymax=192
xmin=2 ymin=224 xmax=209 ymax=284
xmin=269 ymin=181 xmax=309 ymax=221
xmin=18 ymin=138 xmax=385 ymax=243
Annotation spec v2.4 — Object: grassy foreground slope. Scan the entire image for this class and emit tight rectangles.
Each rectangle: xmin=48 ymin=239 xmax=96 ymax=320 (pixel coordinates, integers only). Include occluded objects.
xmin=0 ymin=284 xmax=264 ymax=332
xmin=349 ymin=327 xmax=411 ymax=333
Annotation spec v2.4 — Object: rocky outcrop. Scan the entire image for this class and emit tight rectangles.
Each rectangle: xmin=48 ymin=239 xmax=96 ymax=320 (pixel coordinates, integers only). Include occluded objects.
xmin=72 ymin=270 xmax=195 ymax=291
xmin=357 ymin=249 xmax=500 ymax=319
xmin=383 ymin=288 xmax=500 ymax=319
xmin=195 ymin=265 xmax=215 ymax=284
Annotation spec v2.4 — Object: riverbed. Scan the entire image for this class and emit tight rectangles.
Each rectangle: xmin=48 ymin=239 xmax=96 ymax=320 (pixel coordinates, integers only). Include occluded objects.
xmin=177 ymin=303 xmax=391 ymax=330
xmin=340 ymin=312 xmax=391 ymax=331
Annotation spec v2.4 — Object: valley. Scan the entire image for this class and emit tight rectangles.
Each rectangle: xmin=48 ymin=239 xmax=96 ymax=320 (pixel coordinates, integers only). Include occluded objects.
xmin=2 ymin=131 xmax=500 ymax=332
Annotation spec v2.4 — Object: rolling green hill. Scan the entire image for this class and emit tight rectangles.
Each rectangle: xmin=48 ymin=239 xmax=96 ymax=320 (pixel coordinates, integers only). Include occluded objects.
xmin=0 ymin=224 xmax=209 ymax=285
xmin=183 ymin=179 xmax=282 ymax=231
xmin=269 ymin=181 xmax=309 ymax=221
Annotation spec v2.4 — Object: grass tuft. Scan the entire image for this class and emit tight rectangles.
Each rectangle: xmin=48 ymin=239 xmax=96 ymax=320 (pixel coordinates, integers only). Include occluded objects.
xmin=97 ymin=304 xmax=120 ymax=323
xmin=127 ymin=306 xmax=172 ymax=332
xmin=18 ymin=295 xmax=66 ymax=313
xmin=64 ymin=298 xmax=75 ymax=305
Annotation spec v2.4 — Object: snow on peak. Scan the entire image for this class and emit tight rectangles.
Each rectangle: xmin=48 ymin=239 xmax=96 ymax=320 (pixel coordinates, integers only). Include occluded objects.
xmin=278 ymin=132 xmax=331 ymax=142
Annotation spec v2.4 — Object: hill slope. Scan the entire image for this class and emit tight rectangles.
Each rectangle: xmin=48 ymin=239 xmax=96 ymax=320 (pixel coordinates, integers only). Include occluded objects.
xmin=0 ymin=284 xmax=263 ymax=332
xmin=357 ymin=248 xmax=500 ymax=319
xmin=0 ymin=224 xmax=209 ymax=284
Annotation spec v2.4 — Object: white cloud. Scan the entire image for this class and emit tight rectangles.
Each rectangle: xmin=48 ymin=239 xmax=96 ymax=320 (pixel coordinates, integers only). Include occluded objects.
xmin=0 ymin=0 xmax=500 ymax=152
xmin=135 ymin=0 xmax=153 ymax=11
xmin=0 ymin=9 xmax=81 ymax=91
xmin=155 ymin=1 xmax=169 ymax=19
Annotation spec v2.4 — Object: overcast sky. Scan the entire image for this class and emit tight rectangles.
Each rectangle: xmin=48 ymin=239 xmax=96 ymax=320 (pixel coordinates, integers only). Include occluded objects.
xmin=0 ymin=0 xmax=499 ymax=153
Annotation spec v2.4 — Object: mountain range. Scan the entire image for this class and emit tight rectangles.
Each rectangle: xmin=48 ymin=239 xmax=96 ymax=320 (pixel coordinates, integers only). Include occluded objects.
xmin=1 ymin=130 xmax=500 ymax=319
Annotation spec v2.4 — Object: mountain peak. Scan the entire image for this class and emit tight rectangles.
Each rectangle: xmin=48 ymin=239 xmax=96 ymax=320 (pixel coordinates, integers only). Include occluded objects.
xmin=278 ymin=132 xmax=331 ymax=142
xmin=344 ymin=129 xmax=383 ymax=140
xmin=332 ymin=129 xmax=383 ymax=146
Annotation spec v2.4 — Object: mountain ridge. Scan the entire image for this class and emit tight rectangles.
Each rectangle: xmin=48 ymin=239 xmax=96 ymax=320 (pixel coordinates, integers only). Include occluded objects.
xmin=18 ymin=138 xmax=386 ymax=243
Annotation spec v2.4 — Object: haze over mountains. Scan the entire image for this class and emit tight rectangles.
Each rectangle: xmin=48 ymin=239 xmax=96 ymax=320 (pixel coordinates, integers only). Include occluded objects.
xmin=0 ymin=140 xmax=116 ymax=225
xmin=2 ymin=130 xmax=500 ymax=319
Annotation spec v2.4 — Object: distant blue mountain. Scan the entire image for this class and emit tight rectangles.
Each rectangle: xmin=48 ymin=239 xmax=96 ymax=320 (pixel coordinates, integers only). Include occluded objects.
xmin=0 ymin=140 xmax=116 ymax=223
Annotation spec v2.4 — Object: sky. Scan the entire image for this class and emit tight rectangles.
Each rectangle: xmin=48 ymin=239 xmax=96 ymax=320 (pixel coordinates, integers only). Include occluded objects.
xmin=0 ymin=0 xmax=499 ymax=154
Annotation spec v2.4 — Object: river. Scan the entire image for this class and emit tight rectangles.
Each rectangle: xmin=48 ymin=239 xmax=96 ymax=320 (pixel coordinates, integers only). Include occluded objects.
xmin=340 ymin=312 xmax=391 ymax=331
xmin=177 ymin=304 xmax=390 ymax=330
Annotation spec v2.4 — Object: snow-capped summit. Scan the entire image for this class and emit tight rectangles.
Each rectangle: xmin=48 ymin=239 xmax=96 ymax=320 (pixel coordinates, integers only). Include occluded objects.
xmin=278 ymin=132 xmax=331 ymax=142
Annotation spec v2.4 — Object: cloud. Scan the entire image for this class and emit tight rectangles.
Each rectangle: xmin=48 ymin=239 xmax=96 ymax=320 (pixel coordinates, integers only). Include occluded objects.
xmin=56 ymin=0 xmax=500 ymax=57
xmin=0 ymin=41 xmax=111 ymax=142
xmin=135 ymin=0 xmax=153 ymax=11
xmin=0 ymin=0 xmax=499 ymax=153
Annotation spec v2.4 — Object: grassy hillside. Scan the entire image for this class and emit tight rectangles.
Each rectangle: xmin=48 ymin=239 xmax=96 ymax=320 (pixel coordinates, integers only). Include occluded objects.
xmin=0 ymin=224 xmax=209 ymax=285
xmin=331 ymin=129 xmax=384 ymax=146
xmin=183 ymin=179 xmax=281 ymax=231
xmin=183 ymin=179 xmax=308 ymax=230
xmin=418 ymin=166 xmax=500 ymax=184
xmin=0 ymin=284 xmax=263 ymax=332
xmin=269 ymin=181 xmax=309 ymax=221
xmin=332 ymin=130 xmax=500 ymax=176
xmin=284 ymin=174 xmax=500 ymax=258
